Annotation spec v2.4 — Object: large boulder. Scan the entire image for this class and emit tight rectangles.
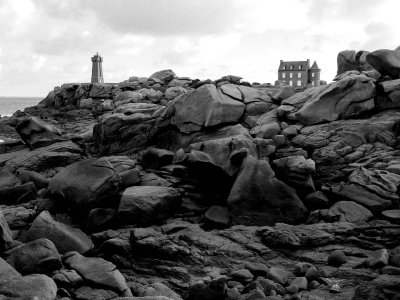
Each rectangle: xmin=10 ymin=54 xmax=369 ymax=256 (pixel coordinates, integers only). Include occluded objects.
xmin=64 ymin=251 xmax=132 ymax=297
xmin=14 ymin=116 xmax=64 ymax=149
xmin=19 ymin=211 xmax=93 ymax=254
xmin=336 ymin=50 xmax=374 ymax=76
xmin=293 ymin=73 xmax=376 ymax=125
xmin=367 ymin=49 xmax=400 ymax=79
xmin=117 ymin=186 xmax=181 ymax=225
xmin=5 ymin=238 xmax=61 ymax=274
xmin=93 ymin=104 xmax=163 ymax=154
xmin=150 ymin=69 xmax=176 ymax=83
xmin=48 ymin=156 xmax=136 ymax=213
xmin=0 ymin=274 xmax=57 ymax=300
xmin=166 ymin=84 xmax=245 ymax=133
xmin=227 ymin=156 xmax=308 ymax=226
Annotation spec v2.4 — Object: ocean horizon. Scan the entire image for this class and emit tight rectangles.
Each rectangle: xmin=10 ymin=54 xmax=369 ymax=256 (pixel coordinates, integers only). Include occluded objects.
xmin=0 ymin=96 xmax=43 ymax=117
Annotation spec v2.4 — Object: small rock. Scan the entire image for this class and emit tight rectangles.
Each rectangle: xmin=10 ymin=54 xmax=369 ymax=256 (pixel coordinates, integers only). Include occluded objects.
xmin=367 ymin=248 xmax=389 ymax=268
xmin=87 ymin=208 xmax=116 ymax=232
xmin=204 ymin=205 xmax=230 ymax=228
xmin=328 ymin=250 xmax=347 ymax=267
xmin=309 ymin=280 xmax=320 ymax=289
xmin=244 ymin=261 xmax=269 ymax=277
xmin=184 ymin=278 xmax=227 ymax=300
xmin=140 ymin=148 xmax=174 ymax=170
xmin=287 ymin=277 xmax=307 ymax=292
xmin=282 ymin=126 xmax=298 ymax=138
xmin=330 ymin=283 xmax=342 ymax=293
xmin=273 ymin=135 xmax=286 ymax=147
xmin=303 ymin=191 xmax=329 ymax=209
xmin=305 ymin=266 xmax=323 ymax=282
xmin=294 ymin=262 xmax=314 ymax=276
xmin=268 ymin=266 xmax=288 ymax=285
xmin=52 ymin=269 xmax=83 ymax=288
xmin=231 ymin=269 xmax=254 ymax=283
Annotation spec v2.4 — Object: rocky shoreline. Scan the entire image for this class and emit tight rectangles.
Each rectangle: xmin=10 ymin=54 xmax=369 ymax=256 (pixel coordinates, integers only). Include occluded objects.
xmin=1 ymin=49 xmax=400 ymax=300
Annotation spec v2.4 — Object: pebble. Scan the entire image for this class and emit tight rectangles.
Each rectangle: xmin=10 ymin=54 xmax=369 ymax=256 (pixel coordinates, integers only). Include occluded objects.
xmin=330 ymin=283 xmax=342 ymax=293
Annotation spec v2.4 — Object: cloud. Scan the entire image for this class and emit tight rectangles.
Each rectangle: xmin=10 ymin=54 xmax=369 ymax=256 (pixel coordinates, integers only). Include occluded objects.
xmin=35 ymin=0 xmax=239 ymax=37
xmin=361 ymin=23 xmax=396 ymax=51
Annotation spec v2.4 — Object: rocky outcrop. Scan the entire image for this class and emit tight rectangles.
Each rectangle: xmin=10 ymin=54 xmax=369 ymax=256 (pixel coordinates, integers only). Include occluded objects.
xmin=292 ymin=73 xmax=376 ymax=125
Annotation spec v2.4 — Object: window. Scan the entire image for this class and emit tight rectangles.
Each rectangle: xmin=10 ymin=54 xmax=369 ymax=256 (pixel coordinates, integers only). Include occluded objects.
xmin=289 ymin=80 xmax=293 ymax=86
xmin=311 ymin=81 xmax=315 ymax=86
xmin=297 ymin=80 xmax=301 ymax=86
xmin=299 ymin=66 xmax=302 ymax=69
xmin=290 ymin=65 xmax=293 ymax=70
xmin=312 ymin=72 xmax=315 ymax=77
xmin=289 ymin=73 xmax=293 ymax=78
xmin=298 ymin=73 xmax=301 ymax=78
xmin=282 ymin=73 xmax=286 ymax=79
xmin=283 ymin=66 xmax=286 ymax=70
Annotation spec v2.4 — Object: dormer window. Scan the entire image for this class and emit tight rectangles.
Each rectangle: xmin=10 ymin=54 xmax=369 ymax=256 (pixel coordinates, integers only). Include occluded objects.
xmin=283 ymin=66 xmax=286 ymax=70
xmin=290 ymin=65 xmax=293 ymax=70
xmin=299 ymin=66 xmax=302 ymax=69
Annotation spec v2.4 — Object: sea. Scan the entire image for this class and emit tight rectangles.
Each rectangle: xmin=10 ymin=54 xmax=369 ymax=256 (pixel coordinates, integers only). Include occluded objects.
xmin=0 ymin=96 xmax=43 ymax=117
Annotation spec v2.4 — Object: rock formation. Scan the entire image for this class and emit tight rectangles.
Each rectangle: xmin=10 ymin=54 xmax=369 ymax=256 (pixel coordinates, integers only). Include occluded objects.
xmin=0 ymin=56 xmax=400 ymax=300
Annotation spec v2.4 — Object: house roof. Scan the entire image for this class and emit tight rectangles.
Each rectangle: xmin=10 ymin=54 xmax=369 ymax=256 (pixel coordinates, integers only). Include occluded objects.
xmin=278 ymin=60 xmax=310 ymax=71
xmin=310 ymin=61 xmax=320 ymax=70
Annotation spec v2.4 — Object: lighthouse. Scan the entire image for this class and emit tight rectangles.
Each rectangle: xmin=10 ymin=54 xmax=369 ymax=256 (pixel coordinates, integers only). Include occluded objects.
xmin=91 ymin=52 xmax=104 ymax=83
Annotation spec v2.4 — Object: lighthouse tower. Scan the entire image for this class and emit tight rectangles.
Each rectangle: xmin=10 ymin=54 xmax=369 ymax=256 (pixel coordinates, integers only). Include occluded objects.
xmin=91 ymin=52 xmax=104 ymax=83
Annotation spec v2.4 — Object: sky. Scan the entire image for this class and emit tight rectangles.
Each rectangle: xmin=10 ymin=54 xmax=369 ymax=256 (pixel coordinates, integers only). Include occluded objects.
xmin=0 ymin=0 xmax=400 ymax=96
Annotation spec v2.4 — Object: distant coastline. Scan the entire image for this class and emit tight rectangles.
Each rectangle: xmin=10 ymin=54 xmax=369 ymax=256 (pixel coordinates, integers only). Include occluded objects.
xmin=0 ymin=96 xmax=43 ymax=117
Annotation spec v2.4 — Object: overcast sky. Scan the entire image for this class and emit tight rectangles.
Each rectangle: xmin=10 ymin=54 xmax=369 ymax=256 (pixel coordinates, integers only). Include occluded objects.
xmin=1 ymin=0 xmax=399 ymax=96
